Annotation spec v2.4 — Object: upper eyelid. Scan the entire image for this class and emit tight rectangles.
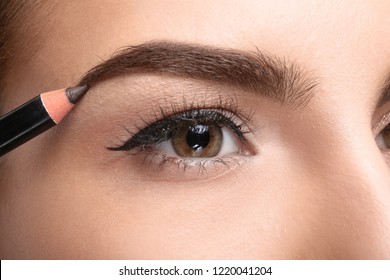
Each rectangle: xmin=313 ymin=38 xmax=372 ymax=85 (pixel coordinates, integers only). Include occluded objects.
xmin=373 ymin=111 xmax=390 ymax=136
xmin=107 ymin=107 xmax=252 ymax=151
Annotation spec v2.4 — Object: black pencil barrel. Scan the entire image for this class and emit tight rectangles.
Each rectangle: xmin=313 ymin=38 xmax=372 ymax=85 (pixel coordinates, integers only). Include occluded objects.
xmin=0 ymin=96 xmax=55 ymax=156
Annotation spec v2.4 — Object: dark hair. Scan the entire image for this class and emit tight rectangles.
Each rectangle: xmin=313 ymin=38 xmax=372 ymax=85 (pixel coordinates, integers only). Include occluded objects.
xmin=0 ymin=1 xmax=44 ymax=83
xmin=0 ymin=1 xmax=22 ymax=79
xmin=0 ymin=0 xmax=10 ymax=75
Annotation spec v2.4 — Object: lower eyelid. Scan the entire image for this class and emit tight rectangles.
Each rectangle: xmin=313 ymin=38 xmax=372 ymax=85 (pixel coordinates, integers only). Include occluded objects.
xmin=108 ymin=131 xmax=254 ymax=180
xmin=126 ymin=148 xmax=249 ymax=180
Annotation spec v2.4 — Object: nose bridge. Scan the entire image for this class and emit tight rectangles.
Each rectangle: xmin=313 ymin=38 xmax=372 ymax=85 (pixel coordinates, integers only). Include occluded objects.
xmin=301 ymin=121 xmax=390 ymax=258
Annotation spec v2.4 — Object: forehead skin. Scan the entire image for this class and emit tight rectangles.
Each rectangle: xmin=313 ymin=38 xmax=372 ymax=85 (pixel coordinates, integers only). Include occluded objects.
xmin=1 ymin=0 xmax=390 ymax=259
xmin=3 ymin=0 xmax=390 ymax=109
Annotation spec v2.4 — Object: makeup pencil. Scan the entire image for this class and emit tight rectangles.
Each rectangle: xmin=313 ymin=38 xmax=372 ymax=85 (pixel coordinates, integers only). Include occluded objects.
xmin=0 ymin=85 xmax=89 ymax=156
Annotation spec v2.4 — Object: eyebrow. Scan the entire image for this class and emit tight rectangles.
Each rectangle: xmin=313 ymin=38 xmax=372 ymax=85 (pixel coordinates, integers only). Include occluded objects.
xmin=78 ymin=41 xmax=318 ymax=108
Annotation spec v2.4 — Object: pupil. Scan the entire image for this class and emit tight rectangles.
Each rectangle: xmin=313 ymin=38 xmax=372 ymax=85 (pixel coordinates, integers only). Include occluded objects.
xmin=186 ymin=124 xmax=210 ymax=151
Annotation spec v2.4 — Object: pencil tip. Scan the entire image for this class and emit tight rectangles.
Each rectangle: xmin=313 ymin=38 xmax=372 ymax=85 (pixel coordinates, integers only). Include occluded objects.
xmin=65 ymin=85 xmax=89 ymax=104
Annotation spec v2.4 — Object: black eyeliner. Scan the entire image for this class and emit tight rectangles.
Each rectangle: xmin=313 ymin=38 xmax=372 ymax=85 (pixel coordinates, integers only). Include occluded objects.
xmin=108 ymin=108 xmax=250 ymax=152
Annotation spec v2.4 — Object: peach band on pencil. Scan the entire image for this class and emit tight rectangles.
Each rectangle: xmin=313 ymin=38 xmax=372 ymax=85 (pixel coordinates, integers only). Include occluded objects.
xmin=41 ymin=88 xmax=79 ymax=124
xmin=0 ymin=85 xmax=89 ymax=156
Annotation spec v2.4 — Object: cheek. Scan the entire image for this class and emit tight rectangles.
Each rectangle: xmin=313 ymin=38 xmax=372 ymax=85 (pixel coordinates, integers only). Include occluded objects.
xmin=1 ymin=105 xmax=389 ymax=259
xmin=0 ymin=136 xmax=286 ymax=259
xmin=21 ymin=142 xmax=299 ymax=259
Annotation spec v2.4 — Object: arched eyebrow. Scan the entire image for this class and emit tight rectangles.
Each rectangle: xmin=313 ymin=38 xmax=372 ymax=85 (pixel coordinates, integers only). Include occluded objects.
xmin=79 ymin=41 xmax=319 ymax=108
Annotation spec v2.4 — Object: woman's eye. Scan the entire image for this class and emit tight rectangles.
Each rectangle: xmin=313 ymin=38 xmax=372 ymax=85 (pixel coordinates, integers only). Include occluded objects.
xmin=108 ymin=108 xmax=255 ymax=171
xmin=157 ymin=123 xmax=239 ymax=158
xmin=376 ymin=124 xmax=390 ymax=150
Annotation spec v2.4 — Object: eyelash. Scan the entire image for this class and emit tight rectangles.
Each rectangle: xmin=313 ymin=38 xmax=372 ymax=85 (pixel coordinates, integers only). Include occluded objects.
xmin=107 ymin=98 xmax=255 ymax=172
xmin=374 ymin=112 xmax=390 ymax=134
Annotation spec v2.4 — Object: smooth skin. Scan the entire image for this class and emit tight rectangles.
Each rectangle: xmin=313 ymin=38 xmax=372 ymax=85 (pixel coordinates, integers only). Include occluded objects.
xmin=1 ymin=0 xmax=390 ymax=259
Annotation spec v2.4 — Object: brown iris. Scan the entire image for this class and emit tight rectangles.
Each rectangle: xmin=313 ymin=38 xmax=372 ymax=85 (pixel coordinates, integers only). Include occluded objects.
xmin=172 ymin=123 xmax=223 ymax=157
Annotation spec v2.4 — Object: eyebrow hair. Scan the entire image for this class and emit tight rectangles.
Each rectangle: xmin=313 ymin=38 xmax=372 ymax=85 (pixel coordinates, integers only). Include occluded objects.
xmin=78 ymin=41 xmax=318 ymax=108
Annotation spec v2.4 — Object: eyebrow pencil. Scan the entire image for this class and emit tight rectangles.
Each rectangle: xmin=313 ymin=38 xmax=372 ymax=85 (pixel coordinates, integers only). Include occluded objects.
xmin=0 ymin=85 xmax=89 ymax=156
